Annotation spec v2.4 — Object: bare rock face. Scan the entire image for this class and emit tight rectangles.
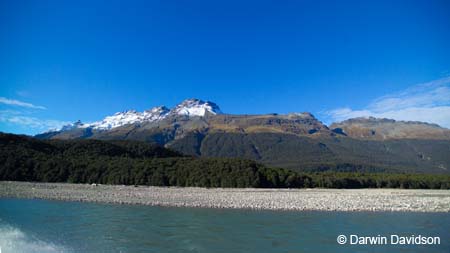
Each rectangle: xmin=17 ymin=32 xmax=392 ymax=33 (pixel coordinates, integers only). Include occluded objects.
xmin=330 ymin=117 xmax=450 ymax=140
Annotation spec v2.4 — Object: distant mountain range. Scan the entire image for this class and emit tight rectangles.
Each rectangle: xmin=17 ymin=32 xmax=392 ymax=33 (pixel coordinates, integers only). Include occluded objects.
xmin=36 ymin=98 xmax=450 ymax=174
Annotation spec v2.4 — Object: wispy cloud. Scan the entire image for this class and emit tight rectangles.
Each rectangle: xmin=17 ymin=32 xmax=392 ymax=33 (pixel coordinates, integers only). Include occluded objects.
xmin=0 ymin=97 xmax=46 ymax=110
xmin=325 ymin=77 xmax=450 ymax=128
xmin=0 ymin=110 xmax=70 ymax=134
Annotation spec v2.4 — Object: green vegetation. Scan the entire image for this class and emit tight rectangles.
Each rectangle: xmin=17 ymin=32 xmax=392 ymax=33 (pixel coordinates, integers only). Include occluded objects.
xmin=1 ymin=133 xmax=449 ymax=189
xmin=171 ymin=132 xmax=450 ymax=174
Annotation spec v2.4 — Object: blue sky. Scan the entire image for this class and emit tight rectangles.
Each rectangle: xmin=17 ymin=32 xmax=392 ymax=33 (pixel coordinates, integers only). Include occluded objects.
xmin=1 ymin=0 xmax=450 ymax=135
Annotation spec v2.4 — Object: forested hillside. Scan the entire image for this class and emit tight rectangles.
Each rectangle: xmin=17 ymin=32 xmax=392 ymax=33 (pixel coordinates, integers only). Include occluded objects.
xmin=36 ymin=110 xmax=450 ymax=174
xmin=169 ymin=132 xmax=450 ymax=174
xmin=1 ymin=133 xmax=449 ymax=189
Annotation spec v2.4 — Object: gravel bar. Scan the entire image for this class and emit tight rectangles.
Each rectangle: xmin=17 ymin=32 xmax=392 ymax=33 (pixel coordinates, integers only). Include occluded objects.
xmin=1 ymin=181 xmax=449 ymax=212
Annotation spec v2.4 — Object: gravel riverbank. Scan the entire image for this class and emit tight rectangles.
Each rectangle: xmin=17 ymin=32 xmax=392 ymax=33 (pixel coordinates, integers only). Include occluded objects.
xmin=1 ymin=181 xmax=449 ymax=212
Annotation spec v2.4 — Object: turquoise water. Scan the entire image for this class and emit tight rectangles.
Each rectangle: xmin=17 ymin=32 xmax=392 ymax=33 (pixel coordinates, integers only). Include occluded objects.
xmin=0 ymin=198 xmax=448 ymax=253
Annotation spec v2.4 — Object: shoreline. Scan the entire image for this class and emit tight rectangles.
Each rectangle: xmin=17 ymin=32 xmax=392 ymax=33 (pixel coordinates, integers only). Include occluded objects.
xmin=1 ymin=181 xmax=450 ymax=212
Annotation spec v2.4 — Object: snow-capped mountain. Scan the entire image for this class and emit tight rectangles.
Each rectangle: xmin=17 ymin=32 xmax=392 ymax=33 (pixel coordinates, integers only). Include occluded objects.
xmin=86 ymin=106 xmax=169 ymax=130
xmin=35 ymin=99 xmax=450 ymax=175
xmin=171 ymin=98 xmax=222 ymax=116
xmin=54 ymin=99 xmax=221 ymax=132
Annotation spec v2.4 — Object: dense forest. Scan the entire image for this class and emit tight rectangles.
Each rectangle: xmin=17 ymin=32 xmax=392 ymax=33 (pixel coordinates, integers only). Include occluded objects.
xmin=169 ymin=132 xmax=450 ymax=174
xmin=1 ymin=133 xmax=449 ymax=189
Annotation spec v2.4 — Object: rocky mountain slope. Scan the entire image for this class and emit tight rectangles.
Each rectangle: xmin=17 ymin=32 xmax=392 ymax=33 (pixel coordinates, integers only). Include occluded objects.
xmin=35 ymin=99 xmax=450 ymax=174
xmin=331 ymin=117 xmax=450 ymax=140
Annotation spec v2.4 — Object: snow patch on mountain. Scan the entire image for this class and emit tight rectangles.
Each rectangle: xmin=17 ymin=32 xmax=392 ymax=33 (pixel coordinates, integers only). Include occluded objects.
xmin=88 ymin=106 xmax=170 ymax=130
xmin=50 ymin=99 xmax=222 ymax=132
xmin=49 ymin=120 xmax=85 ymax=133
xmin=287 ymin=112 xmax=317 ymax=119
xmin=171 ymin=98 xmax=222 ymax=116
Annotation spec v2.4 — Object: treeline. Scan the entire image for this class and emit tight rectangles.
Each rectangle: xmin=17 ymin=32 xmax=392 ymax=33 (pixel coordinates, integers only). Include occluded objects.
xmin=297 ymin=171 xmax=450 ymax=189
xmin=1 ymin=133 xmax=449 ymax=189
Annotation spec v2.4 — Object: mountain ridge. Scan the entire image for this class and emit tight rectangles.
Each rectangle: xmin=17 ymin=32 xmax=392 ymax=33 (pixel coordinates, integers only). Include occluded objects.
xmin=43 ymin=98 xmax=450 ymax=140
xmin=34 ymin=98 xmax=450 ymax=174
xmin=51 ymin=98 xmax=222 ymax=132
xmin=331 ymin=117 xmax=450 ymax=140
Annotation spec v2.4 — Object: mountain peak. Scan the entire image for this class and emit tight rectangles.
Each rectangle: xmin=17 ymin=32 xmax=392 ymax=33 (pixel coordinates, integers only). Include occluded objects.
xmin=143 ymin=106 xmax=170 ymax=122
xmin=145 ymin=106 xmax=170 ymax=114
xmin=287 ymin=112 xmax=317 ymax=119
xmin=172 ymin=98 xmax=222 ymax=116
xmin=113 ymin=110 xmax=138 ymax=116
xmin=48 ymin=99 xmax=223 ymax=132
